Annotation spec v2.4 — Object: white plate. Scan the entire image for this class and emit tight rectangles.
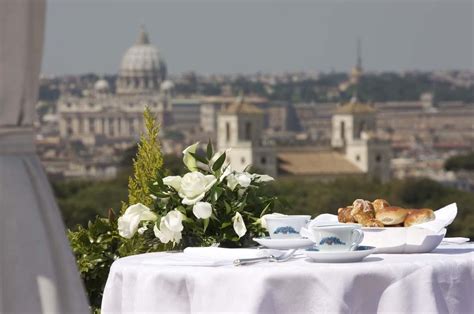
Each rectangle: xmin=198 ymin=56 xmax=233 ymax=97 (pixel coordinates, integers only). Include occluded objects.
xmin=304 ymin=246 xmax=376 ymax=263
xmin=361 ymin=227 xmax=446 ymax=253
xmin=253 ymin=237 xmax=314 ymax=250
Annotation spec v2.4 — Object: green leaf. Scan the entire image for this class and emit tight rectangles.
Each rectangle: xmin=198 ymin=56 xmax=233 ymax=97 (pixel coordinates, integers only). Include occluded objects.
xmin=224 ymin=201 xmax=232 ymax=215
xmin=212 ymin=187 xmax=223 ymax=203
xmin=203 ymin=218 xmax=209 ymax=233
xmin=212 ymin=152 xmax=226 ymax=171
xmin=221 ymin=221 xmax=232 ymax=229
xmin=206 ymin=139 xmax=214 ymax=160
xmin=190 ymin=152 xmax=208 ymax=164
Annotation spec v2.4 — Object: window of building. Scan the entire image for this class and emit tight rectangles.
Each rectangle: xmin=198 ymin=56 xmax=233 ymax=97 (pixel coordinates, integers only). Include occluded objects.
xmin=109 ymin=118 xmax=114 ymax=136
xmin=340 ymin=121 xmax=345 ymax=140
xmin=241 ymin=157 xmax=246 ymax=165
xmin=376 ymin=154 xmax=382 ymax=162
xmin=356 ymin=154 xmax=360 ymax=161
xmin=245 ymin=121 xmax=252 ymax=140
xmin=226 ymin=122 xmax=230 ymax=142
xmin=358 ymin=121 xmax=366 ymax=138
xmin=261 ymin=156 xmax=267 ymax=164
xmin=129 ymin=118 xmax=135 ymax=135
xmin=89 ymin=118 xmax=95 ymax=133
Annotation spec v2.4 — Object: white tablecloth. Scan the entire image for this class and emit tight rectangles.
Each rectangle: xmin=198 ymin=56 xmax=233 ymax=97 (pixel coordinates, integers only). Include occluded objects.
xmin=102 ymin=244 xmax=474 ymax=314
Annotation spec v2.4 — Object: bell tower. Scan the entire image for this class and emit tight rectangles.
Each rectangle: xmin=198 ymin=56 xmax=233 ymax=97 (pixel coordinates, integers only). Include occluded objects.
xmin=217 ymin=94 xmax=276 ymax=176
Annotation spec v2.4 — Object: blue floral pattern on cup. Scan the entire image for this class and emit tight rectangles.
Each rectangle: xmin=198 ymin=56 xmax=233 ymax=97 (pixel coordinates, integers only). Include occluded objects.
xmin=319 ymin=236 xmax=346 ymax=246
xmin=273 ymin=226 xmax=299 ymax=235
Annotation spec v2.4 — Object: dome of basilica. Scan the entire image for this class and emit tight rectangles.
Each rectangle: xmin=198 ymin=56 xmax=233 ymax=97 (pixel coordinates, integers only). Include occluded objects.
xmin=116 ymin=27 xmax=167 ymax=94
xmin=94 ymin=79 xmax=110 ymax=93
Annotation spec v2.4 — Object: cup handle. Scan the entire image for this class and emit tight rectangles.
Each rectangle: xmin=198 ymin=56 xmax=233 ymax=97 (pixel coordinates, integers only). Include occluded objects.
xmin=300 ymin=227 xmax=314 ymax=242
xmin=350 ymin=229 xmax=364 ymax=251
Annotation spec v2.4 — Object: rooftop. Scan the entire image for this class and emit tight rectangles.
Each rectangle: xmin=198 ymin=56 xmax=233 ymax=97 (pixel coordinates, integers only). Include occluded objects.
xmin=336 ymin=96 xmax=375 ymax=114
xmin=222 ymin=94 xmax=263 ymax=114
xmin=277 ymin=150 xmax=363 ymax=175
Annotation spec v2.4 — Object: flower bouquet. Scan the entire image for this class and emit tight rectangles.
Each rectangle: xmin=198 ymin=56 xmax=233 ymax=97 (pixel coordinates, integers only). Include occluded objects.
xmin=118 ymin=141 xmax=278 ymax=248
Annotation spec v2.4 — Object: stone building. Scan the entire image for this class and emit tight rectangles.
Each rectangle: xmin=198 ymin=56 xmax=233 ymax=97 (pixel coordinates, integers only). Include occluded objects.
xmin=57 ymin=27 xmax=172 ymax=145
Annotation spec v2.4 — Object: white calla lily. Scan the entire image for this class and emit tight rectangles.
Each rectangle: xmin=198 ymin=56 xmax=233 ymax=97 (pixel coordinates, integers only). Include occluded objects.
xmin=183 ymin=142 xmax=199 ymax=171
xmin=226 ymin=173 xmax=239 ymax=190
xmin=193 ymin=202 xmax=213 ymax=219
xmin=253 ymin=174 xmax=274 ymax=183
xmin=153 ymin=218 xmax=182 ymax=244
xmin=232 ymin=212 xmax=247 ymax=238
xmin=219 ymin=165 xmax=232 ymax=183
xmin=118 ymin=203 xmax=157 ymax=239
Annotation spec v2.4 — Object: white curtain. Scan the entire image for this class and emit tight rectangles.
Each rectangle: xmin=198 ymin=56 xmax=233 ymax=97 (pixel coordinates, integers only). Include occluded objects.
xmin=0 ymin=0 xmax=89 ymax=312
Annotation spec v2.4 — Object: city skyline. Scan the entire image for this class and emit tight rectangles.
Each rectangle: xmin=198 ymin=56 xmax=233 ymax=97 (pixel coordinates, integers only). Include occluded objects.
xmin=43 ymin=0 xmax=473 ymax=76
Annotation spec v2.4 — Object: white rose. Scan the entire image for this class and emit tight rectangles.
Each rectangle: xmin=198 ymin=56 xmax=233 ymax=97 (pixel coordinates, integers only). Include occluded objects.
xmin=227 ymin=172 xmax=252 ymax=190
xmin=163 ymin=209 xmax=184 ymax=232
xmin=182 ymin=142 xmax=199 ymax=171
xmin=236 ymin=172 xmax=252 ymax=188
xmin=118 ymin=203 xmax=157 ymax=239
xmin=259 ymin=213 xmax=286 ymax=229
xmin=232 ymin=212 xmax=247 ymax=238
xmin=153 ymin=218 xmax=182 ymax=244
xmin=164 ymin=172 xmax=217 ymax=205
xmin=193 ymin=202 xmax=213 ymax=219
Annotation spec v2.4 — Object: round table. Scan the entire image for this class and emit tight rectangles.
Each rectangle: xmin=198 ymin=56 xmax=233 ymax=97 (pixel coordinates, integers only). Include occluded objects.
xmin=102 ymin=244 xmax=474 ymax=313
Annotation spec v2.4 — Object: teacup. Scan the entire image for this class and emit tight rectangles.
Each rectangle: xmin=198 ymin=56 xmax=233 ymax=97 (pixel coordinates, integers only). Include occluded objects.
xmin=266 ymin=215 xmax=311 ymax=239
xmin=301 ymin=224 xmax=364 ymax=251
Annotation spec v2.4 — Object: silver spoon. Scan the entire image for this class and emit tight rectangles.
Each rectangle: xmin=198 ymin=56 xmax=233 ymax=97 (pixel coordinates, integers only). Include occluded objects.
xmin=233 ymin=249 xmax=297 ymax=266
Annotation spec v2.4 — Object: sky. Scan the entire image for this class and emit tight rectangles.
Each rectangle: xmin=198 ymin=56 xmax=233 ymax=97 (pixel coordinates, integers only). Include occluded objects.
xmin=42 ymin=0 xmax=474 ymax=76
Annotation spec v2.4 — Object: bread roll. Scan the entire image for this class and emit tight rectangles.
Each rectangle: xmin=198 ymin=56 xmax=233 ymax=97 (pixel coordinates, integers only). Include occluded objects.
xmin=375 ymin=206 xmax=409 ymax=225
xmin=372 ymin=199 xmax=390 ymax=212
xmin=404 ymin=209 xmax=435 ymax=227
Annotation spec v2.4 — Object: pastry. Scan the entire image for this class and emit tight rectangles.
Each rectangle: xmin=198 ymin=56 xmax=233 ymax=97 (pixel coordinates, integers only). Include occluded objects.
xmin=338 ymin=206 xmax=356 ymax=223
xmin=372 ymin=199 xmax=390 ymax=212
xmin=375 ymin=206 xmax=409 ymax=225
xmin=404 ymin=209 xmax=435 ymax=227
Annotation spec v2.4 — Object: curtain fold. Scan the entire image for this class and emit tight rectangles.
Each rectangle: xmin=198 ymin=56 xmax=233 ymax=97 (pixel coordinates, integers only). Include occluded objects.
xmin=0 ymin=0 xmax=89 ymax=312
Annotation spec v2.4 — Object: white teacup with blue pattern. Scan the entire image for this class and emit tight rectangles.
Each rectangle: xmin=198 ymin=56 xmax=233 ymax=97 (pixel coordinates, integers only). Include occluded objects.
xmin=266 ymin=215 xmax=311 ymax=239
xmin=303 ymin=224 xmax=364 ymax=251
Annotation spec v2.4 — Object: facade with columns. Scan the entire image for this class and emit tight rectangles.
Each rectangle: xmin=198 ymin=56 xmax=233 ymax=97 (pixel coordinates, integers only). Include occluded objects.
xmin=57 ymin=27 xmax=172 ymax=144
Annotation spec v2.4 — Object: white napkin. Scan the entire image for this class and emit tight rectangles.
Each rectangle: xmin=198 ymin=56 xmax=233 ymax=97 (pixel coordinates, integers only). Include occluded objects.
xmin=414 ymin=203 xmax=457 ymax=233
xmin=306 ymin=203 xmax=458 ymax=234
xmin=140 ymin=247 xmax=284 ymax=267
xmin=441 ymin=237 xmax=470 ymax=244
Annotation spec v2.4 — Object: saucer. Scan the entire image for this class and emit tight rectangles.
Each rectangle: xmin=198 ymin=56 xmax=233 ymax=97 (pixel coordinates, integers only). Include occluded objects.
xmin=253 ymin=237 xmax=314 ymax=250
xmin=304 ymin=246 xmax=376 ymax=263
